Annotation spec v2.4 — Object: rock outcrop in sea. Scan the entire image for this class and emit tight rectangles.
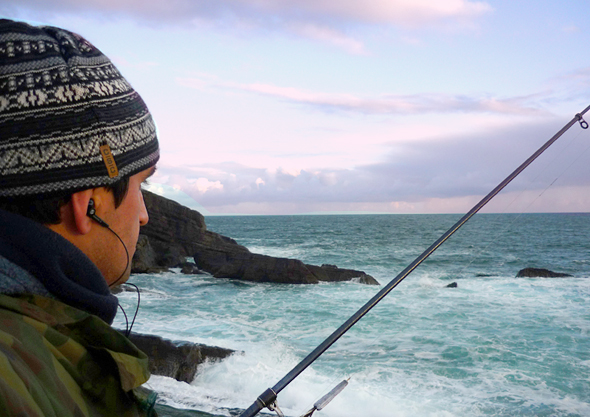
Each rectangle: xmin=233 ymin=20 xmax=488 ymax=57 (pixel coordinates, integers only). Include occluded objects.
xmin=516 ymin=268 xmax=573 ymax=278
xmin=133 ymin=191 xmax=379 ymax=285
xmin=126 ymin=333 xmax=234 ymax=383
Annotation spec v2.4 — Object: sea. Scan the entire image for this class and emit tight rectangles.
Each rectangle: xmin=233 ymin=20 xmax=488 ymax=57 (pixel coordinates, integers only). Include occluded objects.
xmin=114 ymin=213 xmax=590 ymax=417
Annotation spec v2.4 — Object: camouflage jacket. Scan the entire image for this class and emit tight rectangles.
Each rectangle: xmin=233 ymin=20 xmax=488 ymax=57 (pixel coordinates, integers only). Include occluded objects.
xmin=0 ymin=292 xmax=157 ymax=416
xmin=0 ymin=209 xmax=158 ymax=415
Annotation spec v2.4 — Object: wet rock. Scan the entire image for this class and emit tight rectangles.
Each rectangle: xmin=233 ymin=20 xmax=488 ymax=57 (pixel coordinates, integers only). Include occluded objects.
xmin=140 ymin=191 xmax=244 ymax=260
xmin=308 ymin=264 xmax=379 ymax=285
xmin=516 ymin=268 xmax=573 ymax=278
xmin=193 ymin=248 xmax=379 ymax=285
xmin=446 ymin=282 xmax=458 ymax=288
xmin=132 ymin=235 xmax=168 ymax=274
xmin=159 ymin=246 xmax=187 ymax=269
xmin=126 ymin=332 xmax=234 ymax=383
xmin=137 ymin=191 xmax=378 ymax=285
xmin=179 ymin=262 xmax=203 ymax=275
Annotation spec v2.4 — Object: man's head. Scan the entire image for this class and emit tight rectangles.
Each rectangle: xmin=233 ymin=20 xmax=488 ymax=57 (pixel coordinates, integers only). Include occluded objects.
xmin=0 ymin=19 xmax=159 ymax=285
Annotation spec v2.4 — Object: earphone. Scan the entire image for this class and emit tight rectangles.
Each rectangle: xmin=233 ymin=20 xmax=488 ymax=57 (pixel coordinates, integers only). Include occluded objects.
xmin=86 ymin=198 xmax=128 ymax=286
xmin=87 ymin=198 xmax=138 ymax=335
xmin=87 ymin=198 xmax=110 ymax=228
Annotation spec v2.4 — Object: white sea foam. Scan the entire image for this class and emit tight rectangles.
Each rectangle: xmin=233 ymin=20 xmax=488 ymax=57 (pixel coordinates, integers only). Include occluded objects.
xmin=120 ymin=214 xmax=590 ymax=416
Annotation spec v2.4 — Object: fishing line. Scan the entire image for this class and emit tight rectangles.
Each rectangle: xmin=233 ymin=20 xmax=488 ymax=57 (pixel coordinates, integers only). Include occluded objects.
xmin=497 ymin=122 xmax=589 ymax=213
xmin=239 ymin=106 xmax=590 ymax=417
xmin=533 ymin=128 xmax=590 ymax=200
xmin=300 ymin=122 xmax=590 ymax=411
xmin=449 ymin=122 xmax=590 ymax=279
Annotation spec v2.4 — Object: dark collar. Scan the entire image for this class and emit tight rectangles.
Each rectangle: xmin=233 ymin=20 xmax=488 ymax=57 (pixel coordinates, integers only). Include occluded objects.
xmin=0 ymin=209 xmax=118 ymax=324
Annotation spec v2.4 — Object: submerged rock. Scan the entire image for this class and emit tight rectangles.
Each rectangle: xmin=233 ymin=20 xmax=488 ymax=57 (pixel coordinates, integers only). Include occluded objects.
xmin=309 ymin=263 xmax=379 ymax=285
xmin=179 ymin=262 xmax=203 ymax=275
xmin=516 ymin=268 xmax=573 ymax=278
xmin=126 ymin=332 xmax=234 ymax=383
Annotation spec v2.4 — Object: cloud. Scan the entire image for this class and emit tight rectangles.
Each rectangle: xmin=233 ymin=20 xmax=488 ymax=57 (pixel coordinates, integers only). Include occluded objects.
xmin=6 ymin=0 xmax=492 ymax=51
xmin=301 ymin=0 xmax=493 ymax=27
xmin=109 ymin=56 xmax=159 ymax=71
xmin=562 ymin=25 xmax=580 ymax=33
xmin=9 ymin=0 xmax=492 ymax=25
xmin=177 ymin=76 xmax=547 ymax=116
xmin=189 ymin=177 xmax=224 ymax=193
xmin=152 ymin=117 xmax=590 ymax=214
xmin=288 ymin=23 xmax=366 ymax=54
xmin=557 ymin=67 xmax=590 ymax=87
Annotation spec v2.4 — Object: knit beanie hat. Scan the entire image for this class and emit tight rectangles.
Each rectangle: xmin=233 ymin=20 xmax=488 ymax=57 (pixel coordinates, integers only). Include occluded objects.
xmin=0 ymin=19 xmax=159 ymax=198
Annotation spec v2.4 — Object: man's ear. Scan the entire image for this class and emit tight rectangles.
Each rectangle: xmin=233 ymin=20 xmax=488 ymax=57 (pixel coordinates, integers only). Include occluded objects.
xmin=70 ymin=189 xmax=94 ymax=235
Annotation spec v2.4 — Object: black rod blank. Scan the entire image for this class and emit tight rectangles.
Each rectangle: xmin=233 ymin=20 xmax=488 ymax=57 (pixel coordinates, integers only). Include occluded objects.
xmin=239 ymin=105 xmax=590 ymax=417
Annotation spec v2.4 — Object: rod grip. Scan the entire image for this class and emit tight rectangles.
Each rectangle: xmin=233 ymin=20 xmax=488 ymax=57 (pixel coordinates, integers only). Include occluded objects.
xmin=239 ymin=388 xmax=277 ymax=417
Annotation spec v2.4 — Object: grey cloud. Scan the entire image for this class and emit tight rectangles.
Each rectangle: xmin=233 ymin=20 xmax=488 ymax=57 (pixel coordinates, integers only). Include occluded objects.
xmin=160 ymin=117 xmax=590 ymax=210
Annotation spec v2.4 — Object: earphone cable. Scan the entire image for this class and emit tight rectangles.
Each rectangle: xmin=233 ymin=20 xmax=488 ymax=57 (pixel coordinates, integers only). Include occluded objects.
xmin=106 ymin=226 xmax=130 ymax=288
xmin=124 ymin=282 xmax=141 ymax=337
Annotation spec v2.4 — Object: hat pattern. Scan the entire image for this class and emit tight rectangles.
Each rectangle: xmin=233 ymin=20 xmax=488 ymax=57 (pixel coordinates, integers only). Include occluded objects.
xmin=0 ymin=19 xmax=159 ymax=197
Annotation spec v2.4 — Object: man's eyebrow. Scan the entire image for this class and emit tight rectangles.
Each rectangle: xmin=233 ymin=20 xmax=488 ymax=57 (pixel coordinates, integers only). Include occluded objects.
xmin=145 ymin=166 xmax=157 ymax=180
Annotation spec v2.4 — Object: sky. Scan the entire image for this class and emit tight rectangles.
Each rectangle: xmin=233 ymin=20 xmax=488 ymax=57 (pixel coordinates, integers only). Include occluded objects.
xmin=2 ymin=1 xmax=590 ymax=215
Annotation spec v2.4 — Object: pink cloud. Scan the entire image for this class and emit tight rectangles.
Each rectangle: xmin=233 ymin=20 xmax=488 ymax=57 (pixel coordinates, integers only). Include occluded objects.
xmin=222 ymin=81 xmax=545 ymax=116
xmin=25 ymin=0 xmax=491 ymax=25
xmin=8 ymin=0 xmax=492 ymax=49
xmin=177 ymin=74 xmax=549 ymax=116
xmin=286 ymin=0 xmax=493 ymax=26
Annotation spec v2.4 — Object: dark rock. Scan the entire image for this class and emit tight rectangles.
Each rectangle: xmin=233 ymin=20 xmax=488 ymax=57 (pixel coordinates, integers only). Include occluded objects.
xmin=193 ymin=247 xmax=379 ymax=285
xmin=159 ymin=246 xmax=187 ymax=269
xmin=137 ymin=191 xmax=378 ymax=285
xmin=446 ymin=282 xmax=458 ymax=288
xmin=307 ymin=264 xmax=380 ymax=285
xmin=358 ymin=275 xmax=380 ymax=285
xmin=126 ymin=332 xmax=234 ymax=383
xmin=194 ymin=248 xmax=319 ymax=284
xmin=110 ymin=286 xmax=124 ymax=295
xmin=140 ymin=191 xmax=245 ymax=259
xmin=179 ymin=262 xmax=203 ymax=275
xmin=516 ymin=268 xmax=573 ymax=278
xmin=132 ymin=235 xmax=159 ymax=273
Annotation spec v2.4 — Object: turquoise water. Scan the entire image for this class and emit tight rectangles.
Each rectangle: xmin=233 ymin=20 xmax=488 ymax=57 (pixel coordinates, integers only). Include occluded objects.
xmin=115 ymin=213 xmax=590 ymax=417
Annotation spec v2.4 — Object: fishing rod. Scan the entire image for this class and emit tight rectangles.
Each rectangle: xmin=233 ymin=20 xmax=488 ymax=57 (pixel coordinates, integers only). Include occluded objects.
xmin=239 ymin=105 xmax=590 ymax=417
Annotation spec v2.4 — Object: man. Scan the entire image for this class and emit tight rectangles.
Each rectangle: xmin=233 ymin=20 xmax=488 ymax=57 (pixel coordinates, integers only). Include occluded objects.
xmin=0 ymin=19 xmax=160 ymax=416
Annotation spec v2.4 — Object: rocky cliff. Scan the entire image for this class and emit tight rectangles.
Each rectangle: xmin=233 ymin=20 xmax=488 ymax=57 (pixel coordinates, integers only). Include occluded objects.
xmin=126 ymin=333 xmax=234 ymax=383
xmin=133 ymin=191 xmax=379 ymax=285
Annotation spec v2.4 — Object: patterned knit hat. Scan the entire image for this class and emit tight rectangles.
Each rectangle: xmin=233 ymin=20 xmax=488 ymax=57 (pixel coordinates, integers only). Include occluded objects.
xmin=0 ymin=19 xmax=159 ymax=198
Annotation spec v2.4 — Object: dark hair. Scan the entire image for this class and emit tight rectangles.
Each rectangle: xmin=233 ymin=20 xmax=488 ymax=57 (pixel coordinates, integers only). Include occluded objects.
xmin=0 ymin=177 xmax=130 ymax=225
